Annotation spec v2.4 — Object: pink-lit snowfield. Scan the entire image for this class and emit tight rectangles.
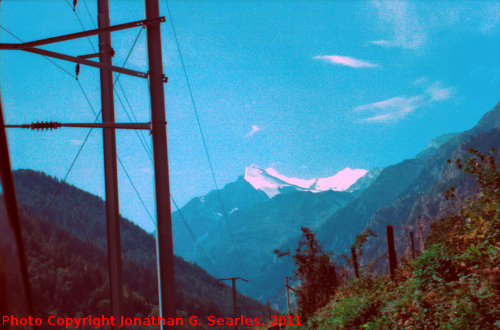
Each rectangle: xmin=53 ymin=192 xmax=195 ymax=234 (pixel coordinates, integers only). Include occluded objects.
xmin=244 ymin=164 xmax=367 ymax=198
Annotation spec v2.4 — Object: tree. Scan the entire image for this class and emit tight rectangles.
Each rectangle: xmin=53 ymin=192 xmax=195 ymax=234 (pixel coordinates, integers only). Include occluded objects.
xmin=274 ymin=226 xmax=338 ymax=320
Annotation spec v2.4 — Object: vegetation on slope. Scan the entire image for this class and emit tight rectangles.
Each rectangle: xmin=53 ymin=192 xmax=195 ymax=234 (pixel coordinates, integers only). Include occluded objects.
xmin=283 ymin=149 xmax=499 ymax=329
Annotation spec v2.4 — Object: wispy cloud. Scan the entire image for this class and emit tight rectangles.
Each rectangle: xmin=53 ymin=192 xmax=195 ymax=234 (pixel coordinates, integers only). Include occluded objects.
xmin=245 ymin=125 xmax=261 ymax=137
xmin=370 ymin=0 xmax=426 ymax=50
xmin=413 ymin=77 xmax=428 ymax=86
xmin=370 ymin=40 xmax=392 ymax=47
xmin=314 ymin=55 xmax=379 ymax=68
xmin=479 ymin=3 xmax=500 ymax=34
xmin=355 ymin=81 xmax=455 ymax=123
xmin=355 ymin=96 xmax=424 ymax=123
xmin=426 ymin=81 xmax=454 ymax=101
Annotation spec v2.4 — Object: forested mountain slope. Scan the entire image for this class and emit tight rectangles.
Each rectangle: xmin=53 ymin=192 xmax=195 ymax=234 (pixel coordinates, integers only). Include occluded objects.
xmin=10 ymin=170 xmax=266 ymax=328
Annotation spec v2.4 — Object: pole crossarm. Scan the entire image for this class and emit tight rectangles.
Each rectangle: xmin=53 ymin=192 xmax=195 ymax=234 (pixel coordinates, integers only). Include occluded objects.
xmin=4 ymin=121 xmax=151 ymax=130
xmin=285 ymin=284 xmax=297 ymax=293
xmin=217 ymin=277 xmax=249 ymax=330
xmin=78 ymin=52 xmax=102 ymax=59
xmin=0 ymin=17 xmax=165 ymax=50
xmin=22 ymin=47 xmax=148 ymax=78
xmin=217 ymin=277 xmax=249 ymax=285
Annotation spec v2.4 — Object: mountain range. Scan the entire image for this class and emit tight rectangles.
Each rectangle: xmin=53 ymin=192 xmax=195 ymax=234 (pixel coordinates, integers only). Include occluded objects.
xmin=172 ymin=102 xmax=500 ymax=310
xmin=8 ymin=102 xmax=499 ymax=314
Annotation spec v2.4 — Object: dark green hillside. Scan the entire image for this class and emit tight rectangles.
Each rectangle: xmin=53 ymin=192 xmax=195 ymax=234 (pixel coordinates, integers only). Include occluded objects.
xmin=11 ymin=170 xmax=266 ymax=328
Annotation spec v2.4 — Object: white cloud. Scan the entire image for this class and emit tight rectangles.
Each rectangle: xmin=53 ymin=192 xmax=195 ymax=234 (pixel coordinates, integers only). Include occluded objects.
xmin=354 ymin=81 xmax=455 ymax=123
xmin=426 ymin=82 xmax=454 ymax=101
xmin=371 ymin=0 xmax=426 ymax=50
xmin=245 ymin=125 xmax=261 ymax=137
xmin=313 ymin=55 xmax=379 ymax=68
xmin=355 ymin=96 xmax=424 ymax=123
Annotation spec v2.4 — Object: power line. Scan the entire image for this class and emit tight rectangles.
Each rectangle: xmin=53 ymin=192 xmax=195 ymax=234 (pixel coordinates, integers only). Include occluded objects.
xmin=3 ymin=7 xmax=226 ymax=283
xmin=113 ymin=85 xmax=222 ymax=276
xmin=82 ymin=0 xmax=97 ymax=29
xmin=64 ymin=0 xmax=97 ymax=52
xmin=269 ymin=283 xmax=286 ymax=305
xmin=67 ymin=6 xmax=219 ymax=259
xmin=41 ymin=117 xmax=98 ymax=217
xmin=0 ymin=24 xmax=76 ymax=79
xmin=1 ymin=17 xmax=154 ymax=228
xmin=0 ymin=25 xmax=98 ymax=216
xmin=112 ymin=85 xmax=223 ymax=279
xmin=115 ymin=92 xmax=153 ymax=158
xmin=170 ymin=196 xmax=221 ymax=277
xmin=112 ymin=27 xmax=144 ymax=86
xmin=164 ymin=0 xmax=248 ymax=276
xmin=62 ymin=6 xmax=158 ymax=230
xmin=117 ymin=156 xmax=155 ymax=227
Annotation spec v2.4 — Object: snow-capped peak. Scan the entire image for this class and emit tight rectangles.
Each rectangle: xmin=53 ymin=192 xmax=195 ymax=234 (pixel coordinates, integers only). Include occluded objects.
xmin=244 ymin=165 xmax=367 ymax=198
xmin=244 ymin=164 xmax=293 ymax=198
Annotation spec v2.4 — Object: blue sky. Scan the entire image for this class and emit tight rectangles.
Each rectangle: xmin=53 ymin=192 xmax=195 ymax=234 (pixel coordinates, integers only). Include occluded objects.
xmin=1 ymin=0 xmax=499 ymax=232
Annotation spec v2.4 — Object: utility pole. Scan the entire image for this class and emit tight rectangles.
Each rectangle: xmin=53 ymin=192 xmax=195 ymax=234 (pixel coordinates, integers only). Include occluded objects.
xmin=144 ymin=0 xmax=177 ymax=322
xmin=0 ymin=3 xmax=167 ymax=326
xmin=285 ymin=277 xmax=291 ymax=315
xmin=0 ymin=101 xmax=35 ymax=330
xmin=386 ymin=225 xmax=398 ymax=279
xmin=97 ymin=0 xmax=123 ymax=325
xmin=217 ymin=277 xmax=249 ymax=330
xmin=267 ymin=299 xmax=271 ymax=320
xmin=351 ymin=246 xmax=360 ymax=278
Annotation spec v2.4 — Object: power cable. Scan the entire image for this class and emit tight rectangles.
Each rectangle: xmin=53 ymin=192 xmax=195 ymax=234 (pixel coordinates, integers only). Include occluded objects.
xmin=64 ymin=0 xmax=97 ymax=52
xmin=66 ymin=6 xmax=222 ymax=265
xmin=269 ymin=283 xmax=286 ymax=305
xmin=117 ymin=156 xmax=156 ymax=227
xmin=1 ymin=19 xmax=153 ymax=226
xmin=41 ymin=116 xmax=98 ymax=217
xmin=113 ymin=87 xmax=222 ymax=276
xmin=61 ymin=7 xmax=157 ymax=228
xmin=164 ymin=0 xmax=248 ymax=276
xmin=170 ymin=196 xmax=221 ymax=277
xmin=0 ymin=24 xmax=76 ymax=79
xmin=4 ymin=2 xmax=232 ymax=283
xmin=115 ymin=80 xmax=153 ymax=155
xmin=0 ymin=25 xmax=98 ymax=216
xmin=82 ymin=0 xmax=97 ymax=29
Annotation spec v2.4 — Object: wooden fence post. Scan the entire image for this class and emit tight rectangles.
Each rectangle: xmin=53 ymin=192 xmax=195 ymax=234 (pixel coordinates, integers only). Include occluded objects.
xmin=351 ymin=246 xmax=360 ymax=278
xmin=410 ymin=231 xmax=416 ymax=258
xmin=386 ymin=225 xmax=398 ymax=279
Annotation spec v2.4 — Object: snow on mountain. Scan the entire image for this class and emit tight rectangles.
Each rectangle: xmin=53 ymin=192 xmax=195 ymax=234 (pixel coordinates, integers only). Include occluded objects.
xmin=311 ymin=168 xmax=368 ymax=191
xmin=244 ymin=164 xmax=307 ymax=198
xmin=244 ymin=164 xmax=367 ymax=198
